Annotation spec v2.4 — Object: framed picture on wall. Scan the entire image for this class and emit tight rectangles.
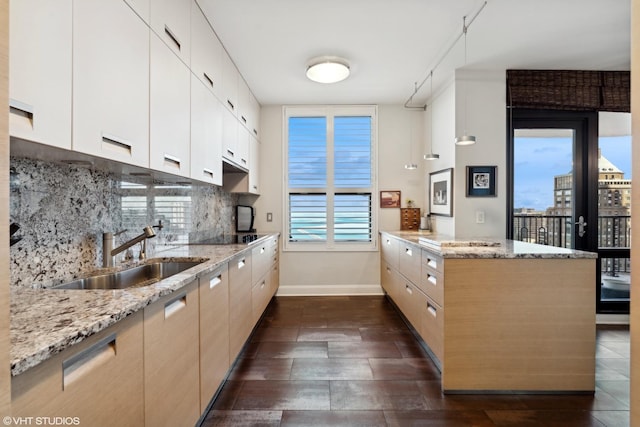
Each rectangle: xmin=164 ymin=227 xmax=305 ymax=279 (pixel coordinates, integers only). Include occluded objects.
xmin=466 ymin=166 xmax=497 ymax=197
xmin=429 ymin=168 xmax=453 ymax=216
xmin=380 ymin=190 xmax=401 ymax=208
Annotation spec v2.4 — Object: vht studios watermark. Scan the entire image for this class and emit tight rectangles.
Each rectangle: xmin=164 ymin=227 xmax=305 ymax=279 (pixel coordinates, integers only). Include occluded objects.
xmin=3 ymin=417 xmax=80 ymax=426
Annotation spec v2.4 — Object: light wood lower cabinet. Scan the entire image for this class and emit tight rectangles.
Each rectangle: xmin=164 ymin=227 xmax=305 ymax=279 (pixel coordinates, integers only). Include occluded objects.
xmin=12 ymin=311 xmax=144 ymax=426
xmin=229 ymin=252 xmax=253 ymax=360
xmin=199 ymin=264 xmax=229 ymax=413
xmin=144 ymin=279 xmax=200 ymax=427
xmin=379 ymin=232 xmax=596 ymax=393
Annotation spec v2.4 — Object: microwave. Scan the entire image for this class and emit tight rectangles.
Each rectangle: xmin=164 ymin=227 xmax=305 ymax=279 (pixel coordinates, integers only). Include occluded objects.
xmin=236 ymin=205 xmax=255 ymax=233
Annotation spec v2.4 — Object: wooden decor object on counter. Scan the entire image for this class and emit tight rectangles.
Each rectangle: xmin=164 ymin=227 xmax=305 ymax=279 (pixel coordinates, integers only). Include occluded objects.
xmin=400 ymin=208 xmax=421 ymax=230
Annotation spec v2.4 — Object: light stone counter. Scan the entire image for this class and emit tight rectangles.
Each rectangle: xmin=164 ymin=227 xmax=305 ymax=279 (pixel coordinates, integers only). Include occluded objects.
xmin=381 ymin=230 xmax=597 ymax=259
xmin=10 ymin=234 xmax=278 ymax=376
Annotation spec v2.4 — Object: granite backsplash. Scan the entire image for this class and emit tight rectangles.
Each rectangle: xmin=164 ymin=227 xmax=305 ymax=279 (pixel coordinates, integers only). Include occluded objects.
xmin=10 ymin=157 xmax=239 ymax=288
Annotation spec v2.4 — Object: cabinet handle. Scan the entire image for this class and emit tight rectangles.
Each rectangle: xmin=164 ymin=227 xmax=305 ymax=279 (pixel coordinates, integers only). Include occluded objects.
xmin=163 ymin=154 xmax=181 ymax=169
xmin=427 ymin=274 xmax=437 ymax=286
xmin=260 ymin=247 xmax=265 ymax=254
xmin=227 ymin=99 xmax=235 ymax=110
xmin=386 ymin=239 xmax=391 ymax=245
xmin=261 ymin=281 xmax=266 ymax=289
xmin=209 ymin=274 xmax=222 ymax=289
xmin=427 ymin=258 xmax=438 ymax=269
xmin=405 ymin=284 xmax=413 ymax=295
xmin=164 ymin=293 xmax=187 ymax=319
xmin=203 ymin=72 xmax=214 ymax=88
xmin=237 ymin=258 xmax=246 ymax=269
xmin=386 ymin=267 xmax=391 ymax=274
xmin=253 ymin=128 xmax=258 ymax=136
xmin=241 ymin=115 xmax=247 ymax=123
xmin=102 ymin=132 xmax=133 ymax=155
xmin=405 ymin=248 xmax=412 ymax=256
xmin=62 ymin=333 xmax=116 ymax=390
xmin=9 ymin=98 xmax=34 ymax=122
xmin=252 ymin=185 xmax=258 ymax=191
xmin=427 ymin=303 xmax=437 ymax=317
xmin=203 ymin=168 xmax=214 ymax=179
xmin=226 ymin=149 xmax=235 ymax=158
xmin=164 ymin=25 xmax=181 ymax=51
xmin=241 ymin=158 xmax=247 ymax=165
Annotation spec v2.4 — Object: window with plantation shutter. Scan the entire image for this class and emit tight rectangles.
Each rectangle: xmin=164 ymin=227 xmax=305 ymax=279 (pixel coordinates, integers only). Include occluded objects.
xmin=284 ymin=106 xmax=377 ymax=251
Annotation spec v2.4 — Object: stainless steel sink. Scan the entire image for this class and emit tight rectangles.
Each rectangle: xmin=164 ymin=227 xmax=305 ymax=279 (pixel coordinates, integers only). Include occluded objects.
xmin=54 ymin=261 xmax=203 ymax=290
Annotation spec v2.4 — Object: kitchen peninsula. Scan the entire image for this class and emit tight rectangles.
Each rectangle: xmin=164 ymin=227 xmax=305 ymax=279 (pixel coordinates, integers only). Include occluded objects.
xmin=380 ymin=230 xmax=598 ymax=393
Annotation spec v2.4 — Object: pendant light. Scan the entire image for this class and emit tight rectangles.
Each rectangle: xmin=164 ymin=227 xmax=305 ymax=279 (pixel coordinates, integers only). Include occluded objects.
xmin=424 ymin=71 xmax=440 ymax=160
xmin=455 ymin=16 xmax=476 ymax=146
xmin=404 ymin=112 xmax=418 ymax=170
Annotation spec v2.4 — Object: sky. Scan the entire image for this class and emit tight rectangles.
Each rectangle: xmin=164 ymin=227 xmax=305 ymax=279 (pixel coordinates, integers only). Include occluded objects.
xmin=514 ymin=135 xmax=632 ymax=211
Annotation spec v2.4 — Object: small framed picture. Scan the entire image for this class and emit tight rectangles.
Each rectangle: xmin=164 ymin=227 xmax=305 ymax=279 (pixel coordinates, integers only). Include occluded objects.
xmin=466 ymin=166 xmax=497 ymax=197
xmin=380 ymin=190 xmax=401 ymax=208
xmin=429 ymin=168 xmax=453 ymax=216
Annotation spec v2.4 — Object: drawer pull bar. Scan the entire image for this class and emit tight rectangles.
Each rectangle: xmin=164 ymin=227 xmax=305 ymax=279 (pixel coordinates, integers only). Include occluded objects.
xmin=226 ymin=149 xmax=235 ymax=157
xmin=237 ymin=258 xmax=246 ymax=269
xmin=164 ymin=293 xmax=187 ymax=319
xmin=241 ymin=115 xmax=247 ymax=123
xmin=241 ymin=158 xmax=248 ymax=165
xmin=427 ymin=304 xmax=437 ymax=317
xmin=427 ymin=259 xmax=438 ymax=269
xmin=427 ymin=274 xmax=437 ymax=286
xmin=261 ymin=281 xmax=266 ymax=289
xmin=227 ymin=99 xmax=235 ymax=110
xmin=405 ymin=248 xmax=412 ymax=256
xmin=253 ymin=128 xmax=258 ymax=136
xmin=102 ymin=132 xmax=133 ymax=155
xmin=203 ymin=72 xmax=214 ymax=88
xmin=203 ymin=168 xmax=214 ymax=179
xmin=63 ymin=333 xmax=116 ymax=390
xmin=164 ymin=25 xmax=181 ymax=50
xmin=405 ymin=285 xmax=413 ymax=295
xmin=9 ymin=99 xmax=34 ymax=123
xmin=163 ymin=154 xmax=181 ymax=169
xmin=210 ymin=274 xmax=222 ymax=289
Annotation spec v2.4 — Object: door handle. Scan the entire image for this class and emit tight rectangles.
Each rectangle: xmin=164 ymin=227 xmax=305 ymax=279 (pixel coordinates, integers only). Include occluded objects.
xmin=575 ymin=215 xmax=587 ymax=237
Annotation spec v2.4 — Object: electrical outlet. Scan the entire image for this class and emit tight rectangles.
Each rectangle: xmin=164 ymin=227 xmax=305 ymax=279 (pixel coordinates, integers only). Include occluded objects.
xmin=476 ymin=211 xmax=485 ymax=224
xmin=266 ymin=212 xmax=273 ymax=222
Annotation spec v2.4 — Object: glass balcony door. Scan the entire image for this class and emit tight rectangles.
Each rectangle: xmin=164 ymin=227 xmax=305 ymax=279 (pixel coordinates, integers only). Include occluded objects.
xmin=508 ymin=110 xmax=631 ymax=314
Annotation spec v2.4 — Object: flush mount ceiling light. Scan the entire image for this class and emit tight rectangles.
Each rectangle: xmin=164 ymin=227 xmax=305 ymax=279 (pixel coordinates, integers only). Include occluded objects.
xmin=306 ymin=57 xmax=350 ymax=84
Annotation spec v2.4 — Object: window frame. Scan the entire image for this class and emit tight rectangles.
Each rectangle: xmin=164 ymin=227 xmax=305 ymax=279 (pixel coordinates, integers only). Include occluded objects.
xmin=283 ymin=105 xmax=378 ymax=252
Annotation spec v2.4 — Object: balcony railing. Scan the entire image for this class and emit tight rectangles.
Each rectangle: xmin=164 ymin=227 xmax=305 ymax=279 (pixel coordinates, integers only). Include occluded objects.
xmin=513 ymin=214 xmax=631 ymax=249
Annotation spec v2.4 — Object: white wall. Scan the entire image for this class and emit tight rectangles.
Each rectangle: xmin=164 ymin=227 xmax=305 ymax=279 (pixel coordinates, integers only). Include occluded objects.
xmin=453 ymin=69 xmax=507 ymax=238
xmin=254 ymin=105 xmax=428 ymax=295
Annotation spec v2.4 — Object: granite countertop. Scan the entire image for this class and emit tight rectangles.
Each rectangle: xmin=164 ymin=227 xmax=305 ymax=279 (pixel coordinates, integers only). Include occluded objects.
xmin=10 ymin=234 xmax=278 ymax=377
xmin=381 ymin=230 xmax=598 ymax=259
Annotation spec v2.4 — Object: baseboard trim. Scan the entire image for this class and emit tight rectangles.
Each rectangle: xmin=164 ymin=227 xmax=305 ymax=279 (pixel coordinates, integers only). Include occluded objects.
xmin=276 ymin=284 xmax=384 ymax=296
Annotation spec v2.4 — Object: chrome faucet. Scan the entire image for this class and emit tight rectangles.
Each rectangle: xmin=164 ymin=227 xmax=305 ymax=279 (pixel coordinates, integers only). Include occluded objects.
xmin=103 ymin=224 xmax=160 ymax=267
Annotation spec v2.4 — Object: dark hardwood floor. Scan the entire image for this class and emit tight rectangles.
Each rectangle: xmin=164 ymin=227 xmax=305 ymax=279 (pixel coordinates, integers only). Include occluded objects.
xmin=201 ymin=296 xmax=630 ymax=427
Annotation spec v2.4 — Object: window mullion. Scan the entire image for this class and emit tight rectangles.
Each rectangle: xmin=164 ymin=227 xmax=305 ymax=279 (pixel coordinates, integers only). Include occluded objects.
xmin=326 ymin=111 xmax=335 ymax=245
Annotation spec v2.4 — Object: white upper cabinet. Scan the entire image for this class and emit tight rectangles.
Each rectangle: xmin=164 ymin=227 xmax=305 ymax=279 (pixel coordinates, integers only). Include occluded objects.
xmin=190 ymin=1 xmax=223 ymax=99
xmin=9 ymin=0 xmax=72 ymax=149
xmin=124 ymin=0 xmax=150 ymax=23
xmin=248 ymin=135 xmax=260 ymax=195
xmin=249 ymin=91 xmax=261 ymax=140
xmin=150 ymin=33 xmax=191 ymax=177
xmin=237 ymin=77 xmax=250 ymax=131
xmin=221 ymin=51 xmax=239 ymax=116
xmin=191 ymin=75 xmax=222 ymax=186
xmin=73 ymin=0 xmax=150 ymax=167
xmin=150 ymin=0 xmax=191 ymax=66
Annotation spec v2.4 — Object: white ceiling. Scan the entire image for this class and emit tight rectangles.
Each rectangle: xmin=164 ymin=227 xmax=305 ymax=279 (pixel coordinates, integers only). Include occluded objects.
xmin=198 ymin=0 xmax=631 ymax=106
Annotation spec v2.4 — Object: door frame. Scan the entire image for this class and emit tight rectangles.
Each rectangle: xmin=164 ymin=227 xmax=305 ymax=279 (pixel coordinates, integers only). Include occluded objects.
xmin=507 ymin=109 xmax=627 ymax=313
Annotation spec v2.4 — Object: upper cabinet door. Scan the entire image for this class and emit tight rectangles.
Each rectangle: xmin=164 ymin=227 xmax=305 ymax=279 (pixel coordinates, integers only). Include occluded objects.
xmin=150 ymin=34 xmax=191 ymax=177
xmin=249 ymin=92 xmax=261 ymax=141
xmin=221 ymin=51 xmax=239 ymax=116
xmin=124 ymin=0 xmax=150 ymax=23
xmin=237 ymin=77 xmax=250 ymax=131
xmin=191 ymin=75 xmax=222 ymax=186
xmin=9 ymin=0 xmax=72 ymax=149
xmin=190 ymin=1 xmax=223 ymax=99
xmin=150 ymin=0 xmax=191 ymax=66
xmin=73 ymin=0 xmax=150 ymax=167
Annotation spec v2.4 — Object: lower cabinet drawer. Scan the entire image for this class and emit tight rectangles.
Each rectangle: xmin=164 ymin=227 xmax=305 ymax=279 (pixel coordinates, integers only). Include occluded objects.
xmin=12 ymin=311 xmax=145 ymax=427
xmin=252 ymin=273 xmax=273 ymax=323
xmin=419 ymin=268 xmax=444 ymax=307
xmin=421 ymin=296 xmax=444 ymax=363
